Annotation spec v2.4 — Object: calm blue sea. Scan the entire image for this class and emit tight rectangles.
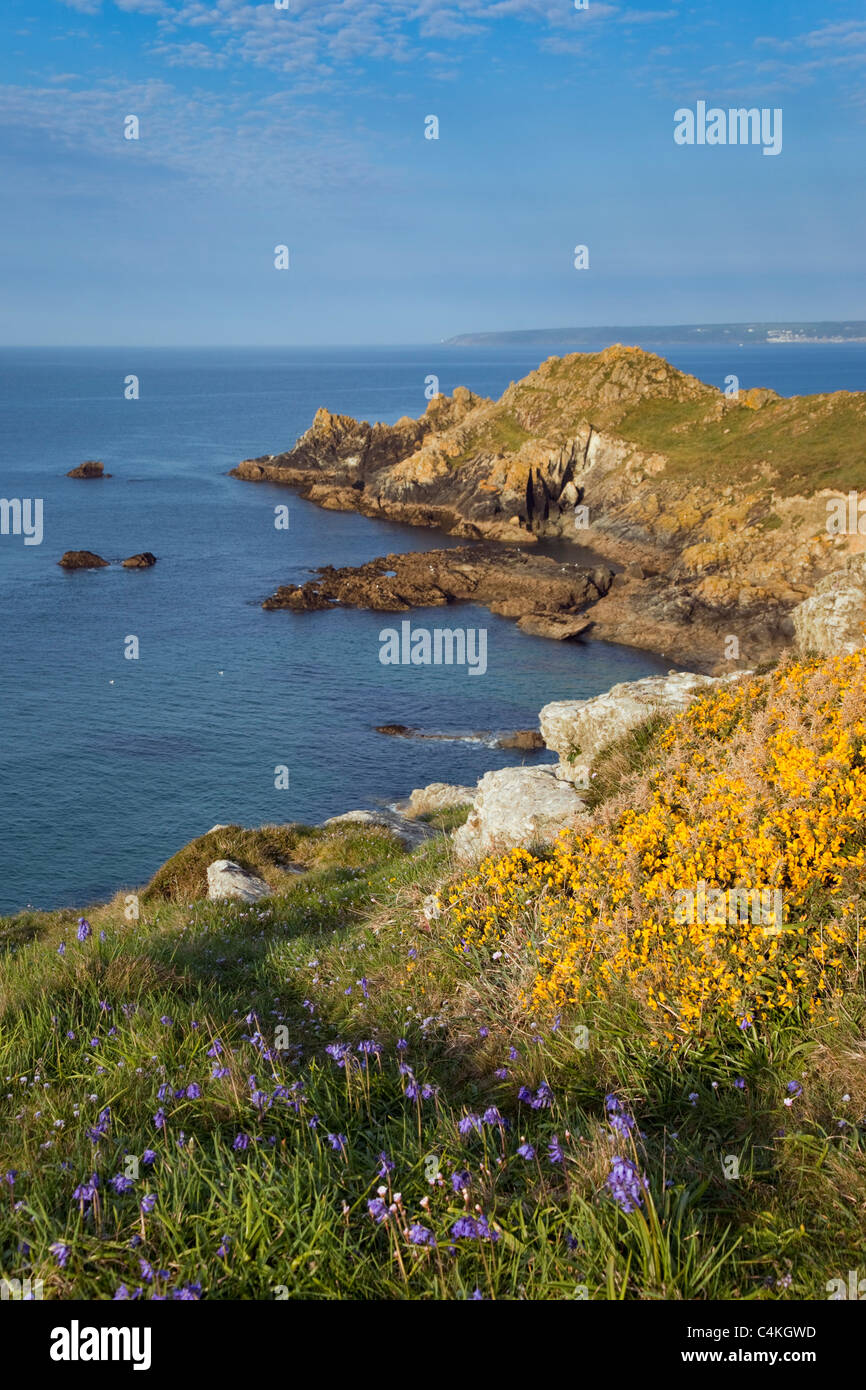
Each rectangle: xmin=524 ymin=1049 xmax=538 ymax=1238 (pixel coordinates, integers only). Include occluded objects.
xmin=1 ymin=343 xmax=864 ymax=915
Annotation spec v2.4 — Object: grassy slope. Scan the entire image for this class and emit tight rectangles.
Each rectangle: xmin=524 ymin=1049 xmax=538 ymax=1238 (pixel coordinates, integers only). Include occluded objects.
xmin=459 ymin=347 xmax=866 ymax=493
xmin=1 ymin=661 xmax=865 ymax=1301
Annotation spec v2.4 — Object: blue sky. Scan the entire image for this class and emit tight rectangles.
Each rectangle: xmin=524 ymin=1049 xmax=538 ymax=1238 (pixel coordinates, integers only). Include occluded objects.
xmin=1 ymin=0 xmax=865 ymax=344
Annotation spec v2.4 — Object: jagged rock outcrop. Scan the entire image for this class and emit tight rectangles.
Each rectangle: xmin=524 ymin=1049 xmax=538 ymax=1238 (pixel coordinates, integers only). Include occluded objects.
xmin=452 ymin=766 xmax=589 ymax=859
xmin=540 ymin=670 xmax=741 ymax=784
xmin=791 ymin=554 xmax=866 ymax=656
xmin=58 ymin=551 xmax=109 ymax=569
xmin=207 ymin=859 xmax=272 ymax=903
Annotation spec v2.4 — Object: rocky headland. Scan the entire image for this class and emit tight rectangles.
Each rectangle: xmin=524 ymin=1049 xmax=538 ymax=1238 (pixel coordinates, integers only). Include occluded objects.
xmin=234 ymin=345 xmax=866 ymax=672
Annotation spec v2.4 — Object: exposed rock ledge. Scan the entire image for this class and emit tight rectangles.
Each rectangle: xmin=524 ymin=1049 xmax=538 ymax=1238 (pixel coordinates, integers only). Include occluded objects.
xmin=261 ymin=545 xmax=613 ymax=639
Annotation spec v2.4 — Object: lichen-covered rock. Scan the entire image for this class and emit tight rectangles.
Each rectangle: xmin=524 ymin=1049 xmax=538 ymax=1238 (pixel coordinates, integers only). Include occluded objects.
xmin=540 ymin=670 xmax=734 ymax=784
xmin=452 ymin=766 xmax=588 ymax=859
xmin=405 ymin=783 xmax=476 ymax=817
xmin=206 ymin=859 xmax=271 ymax=903
xmin=792 ymin=555 xmax=866 ymax=656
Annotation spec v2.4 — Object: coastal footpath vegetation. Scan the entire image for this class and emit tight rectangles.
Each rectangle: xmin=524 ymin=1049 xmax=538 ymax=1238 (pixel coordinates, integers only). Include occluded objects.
xmin=234 ymin=346 xmax=866 ymax=670
xmin=1 ymin=648 xmax=865 ymax=1299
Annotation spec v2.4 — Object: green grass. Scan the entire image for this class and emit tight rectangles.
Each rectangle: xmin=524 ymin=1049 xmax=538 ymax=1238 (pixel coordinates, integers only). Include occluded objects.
xmin=1 ymin=812 xmax=864 ymax=1301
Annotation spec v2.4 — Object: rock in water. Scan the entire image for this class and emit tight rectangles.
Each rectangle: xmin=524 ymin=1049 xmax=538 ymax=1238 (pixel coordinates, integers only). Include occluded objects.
xmin=58 ymin=550 xmax=109 ymax=569
xmin=495 ymin=730 xmax=544 ymax=750
xmin=66 ymin=460 xmax=111 ymax=478
xmin=206 ymin=859 xmax=272 ymax=903
xmin=122 ymin=552 xmax=158 ymax=568
xmin=540 ymin=670 xmax=738 ymax=784
xmin=452 ymin=767 xmax=589 ymax=859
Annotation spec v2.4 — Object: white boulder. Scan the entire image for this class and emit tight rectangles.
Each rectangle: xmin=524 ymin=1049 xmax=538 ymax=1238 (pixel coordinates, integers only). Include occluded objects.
xmin=206 ymin=859 xmax=272 ymax=903
xmin=405 ymin=782 xmax=476 ymax=817
xmin=452 ymin=766 xmax=588 ymax=860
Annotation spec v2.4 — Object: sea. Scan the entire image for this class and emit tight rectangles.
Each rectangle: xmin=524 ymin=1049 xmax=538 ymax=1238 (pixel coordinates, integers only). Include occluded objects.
xmin=1 ymin=342 xmax=864 ymax=916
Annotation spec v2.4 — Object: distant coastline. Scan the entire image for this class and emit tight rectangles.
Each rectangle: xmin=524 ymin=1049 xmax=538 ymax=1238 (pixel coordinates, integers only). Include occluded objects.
xmin=443 ymin=321 xmax=866 ymax=348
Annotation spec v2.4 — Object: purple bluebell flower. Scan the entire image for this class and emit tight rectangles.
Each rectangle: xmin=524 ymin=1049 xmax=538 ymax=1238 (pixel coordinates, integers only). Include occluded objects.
xmin=185 ymin=1082 xmax=201 ymax=1100
xmin=57 ymin=943 xmax=66 ymax=956
xmin=548 ymin=1134 xmax=564 ymax=1165
xmin=49 ymin=1242 xmax=71 ymax=1268
xmin=531 ymin=1082 xmax=553 ymax=1110
xmin=327 ymin=1133 xmax=347 ymax=1152
xmin=451 ymin=1170 xmax=471 ymax=1192
xmin=232 ymin=1133 xmax=249 ymax=1151
xmin=517 ymin=1143 xmax=536 ymax=1160
xmin=76 ymin=918 xmax=92 ymax=942
xmin=110 ymin=1173 xmax=134 ymax=1194
xmin=606 ymin=1155 xmax=649 ymax=1213
xmin=458 ymin=1113 xmax=482 ymax=1136
xmin=153 ymin=1108 xmax=166 ymax=1132
xmin=141 ymin=1150 xmax=156 ymax=1167
xmin=367 ymin=1198 xmax=389 ymax=1224
xmin=377 ymin=1152 xmax=395 ymax=1177
xmin=216 ymin=1237 xmax=230 ymax=1257
xmin=140 ymin=1194 xmax=157 ymax=1215
xmin=408 ymin=1224 xmax=436 ymax=1246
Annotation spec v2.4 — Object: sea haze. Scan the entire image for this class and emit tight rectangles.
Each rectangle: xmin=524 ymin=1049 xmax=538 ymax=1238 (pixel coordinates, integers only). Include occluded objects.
xmin=1 ymin=343 xmax=863 ymax=915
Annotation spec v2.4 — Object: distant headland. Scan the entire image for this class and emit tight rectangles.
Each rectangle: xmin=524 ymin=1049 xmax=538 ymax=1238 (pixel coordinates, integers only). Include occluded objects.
xmin=443 ymin=321 xmax=866 ymax=348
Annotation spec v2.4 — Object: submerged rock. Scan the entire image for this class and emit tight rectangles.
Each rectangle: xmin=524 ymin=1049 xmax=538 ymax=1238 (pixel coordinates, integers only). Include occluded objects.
xmin=452 ymin=766 xmax=589 ymax=859
xmin=206 ymin=859 xmax=272 ymax=903
xmin=58 ymin=550 xmax=109 ymax=569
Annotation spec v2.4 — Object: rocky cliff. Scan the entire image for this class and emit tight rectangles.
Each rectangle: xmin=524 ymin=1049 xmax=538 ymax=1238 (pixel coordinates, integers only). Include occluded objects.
xmin=233 ymin=346 xmax=866 ymax=671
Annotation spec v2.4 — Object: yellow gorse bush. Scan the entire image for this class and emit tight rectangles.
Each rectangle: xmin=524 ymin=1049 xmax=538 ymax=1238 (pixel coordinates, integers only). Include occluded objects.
xmin=446 ymin=649 xmax=866 ymax=1046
